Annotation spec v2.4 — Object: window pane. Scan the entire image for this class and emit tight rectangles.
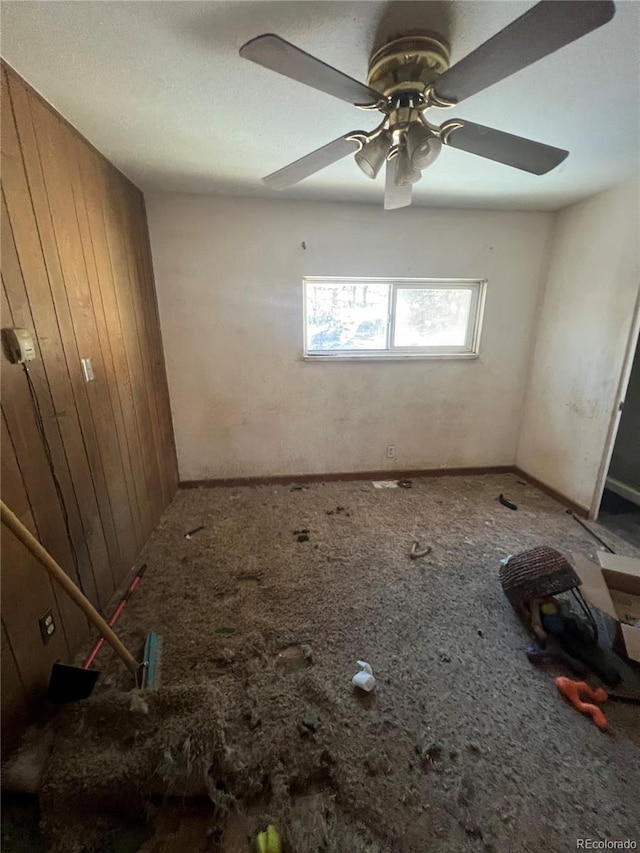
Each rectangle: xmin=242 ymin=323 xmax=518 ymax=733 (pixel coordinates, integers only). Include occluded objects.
xmin=306 ymin=283 xmax=389 ymax=351
xmin=394 ymin=288 xmax=472 ymax=347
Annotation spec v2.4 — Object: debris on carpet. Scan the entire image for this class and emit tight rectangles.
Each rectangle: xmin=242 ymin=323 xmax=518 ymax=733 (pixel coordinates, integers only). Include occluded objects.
xmin=555 ymin=677 xmax=609 ymax=730
xmin=293 ymin=528 xmax=310 ymax=543
xmin=11 ymin=474 xmax=640 ymax=853
xmin=256 ymin=822 xmax=282 ymax=853
xmin=409 ymin=541 xmax=431 ymax=560
xmin=326 ymin=506 xmax=350 ymax=517
xmin=352 ymin=661 xmax=376 ymax=693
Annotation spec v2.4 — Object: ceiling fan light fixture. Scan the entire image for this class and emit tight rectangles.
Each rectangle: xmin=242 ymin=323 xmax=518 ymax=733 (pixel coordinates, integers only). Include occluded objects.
xmin=395 ymin=145 xmax=422 ymax=186
xmin=355 ymin=132 xmax=391 ymax=179
xmin=406 ymin=123 xmax=442 ymax=170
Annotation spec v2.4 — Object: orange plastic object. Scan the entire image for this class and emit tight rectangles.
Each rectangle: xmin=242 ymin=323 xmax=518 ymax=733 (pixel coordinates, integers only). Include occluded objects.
xmin=555 ymin=676 xmax=608 ymax=730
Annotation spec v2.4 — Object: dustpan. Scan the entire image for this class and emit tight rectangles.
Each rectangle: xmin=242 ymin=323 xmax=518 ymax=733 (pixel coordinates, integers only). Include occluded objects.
xmin=48 ymin=663 xmax=101 ymax=703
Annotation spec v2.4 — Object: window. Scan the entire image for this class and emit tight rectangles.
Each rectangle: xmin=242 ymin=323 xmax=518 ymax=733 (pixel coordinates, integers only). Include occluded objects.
xmin=303 ymin=277 xmax=485 ymax=359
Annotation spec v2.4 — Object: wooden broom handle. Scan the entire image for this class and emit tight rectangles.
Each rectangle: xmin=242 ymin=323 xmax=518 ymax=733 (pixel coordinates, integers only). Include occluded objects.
xmin=1 ymin=500 xmax=138 ymax=675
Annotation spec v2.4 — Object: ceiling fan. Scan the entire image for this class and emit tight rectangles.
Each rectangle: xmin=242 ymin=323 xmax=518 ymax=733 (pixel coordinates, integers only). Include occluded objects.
xmin=239 ymin=1 xmax=615 ymax=210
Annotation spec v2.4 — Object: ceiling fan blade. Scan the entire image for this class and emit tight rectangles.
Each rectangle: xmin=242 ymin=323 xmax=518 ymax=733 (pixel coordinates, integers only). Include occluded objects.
xmin=240 ymin=34 xmax=384 ymax=107
xmin=263 ymin=134 xmax=363 ymax=190
xmin=433 ymin=1 xmax=615 ymax=104
xmin=384 ymin=157 xmax=412 ymax=210
xmin=441 ymin=120 xmax=568 ymax=174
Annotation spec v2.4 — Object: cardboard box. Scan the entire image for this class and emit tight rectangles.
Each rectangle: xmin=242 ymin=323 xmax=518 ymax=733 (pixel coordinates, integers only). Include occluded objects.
xmin=571 ymin=551 xmax=640 ymax=664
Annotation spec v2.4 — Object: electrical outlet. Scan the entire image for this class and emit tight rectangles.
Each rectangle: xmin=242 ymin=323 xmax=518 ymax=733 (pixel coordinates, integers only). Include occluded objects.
xmin=38 ymin=608 xmax=56 ymax=645
xmin=386 ymin=444 xmax=396 ymax=459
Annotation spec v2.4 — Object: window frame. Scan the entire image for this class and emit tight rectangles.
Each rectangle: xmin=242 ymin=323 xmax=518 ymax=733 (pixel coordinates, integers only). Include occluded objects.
xmin=302 ymin=276 xmax=487 ymax=361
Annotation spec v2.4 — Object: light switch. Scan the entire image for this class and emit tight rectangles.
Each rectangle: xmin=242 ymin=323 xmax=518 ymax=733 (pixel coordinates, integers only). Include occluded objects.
xmin=81 ymin=357 xmax=95 ymax=382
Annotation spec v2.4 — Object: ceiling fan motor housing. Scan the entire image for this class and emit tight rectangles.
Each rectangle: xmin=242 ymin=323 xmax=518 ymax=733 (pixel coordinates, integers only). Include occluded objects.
xmin=366 ymin=33 xmax=451 ymax=98
xmin=365 ymin=32 xmax=451 ymax=174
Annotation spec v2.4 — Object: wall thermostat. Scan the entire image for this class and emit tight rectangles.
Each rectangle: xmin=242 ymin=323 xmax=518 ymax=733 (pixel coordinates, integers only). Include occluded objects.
xmin=2 ymin=328 xmax=37 ymax=363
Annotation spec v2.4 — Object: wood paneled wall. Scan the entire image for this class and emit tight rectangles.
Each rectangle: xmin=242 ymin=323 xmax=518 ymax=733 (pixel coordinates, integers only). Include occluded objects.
xmin=1 ymin=64 xmax=178 ymax=752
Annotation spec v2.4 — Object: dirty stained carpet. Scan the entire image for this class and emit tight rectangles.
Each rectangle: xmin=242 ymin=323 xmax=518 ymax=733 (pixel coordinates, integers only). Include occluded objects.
xmin=39 ymin=473 xmax=640 ymax=852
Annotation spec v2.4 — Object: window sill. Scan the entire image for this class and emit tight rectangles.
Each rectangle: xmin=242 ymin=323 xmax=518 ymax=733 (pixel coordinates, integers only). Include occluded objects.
xmin=303 ymin=352 xmax=480 ymax=362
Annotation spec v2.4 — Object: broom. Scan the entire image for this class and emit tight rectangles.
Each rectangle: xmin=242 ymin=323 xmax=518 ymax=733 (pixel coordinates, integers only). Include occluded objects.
xmin=83 ymin=563 xmax=147 ymax=670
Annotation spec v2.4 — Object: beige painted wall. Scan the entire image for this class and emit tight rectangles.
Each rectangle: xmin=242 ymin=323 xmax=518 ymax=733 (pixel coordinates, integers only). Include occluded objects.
xmin=146 ymin=194 xmax=551 ymax=480
xmin=517 ymin=179 xmax=640 ymax=512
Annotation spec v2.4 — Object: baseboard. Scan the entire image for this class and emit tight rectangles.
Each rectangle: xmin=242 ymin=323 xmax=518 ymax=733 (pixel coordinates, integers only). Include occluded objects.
xmin=180 ymin=465 xmax=589 ymax=518
xmin=181 ymin=466 xmax=591 ymax=518
xmin=513 ymin=467 xmax=589 ymax=518
xmin=180 ymin=465 xmax=517 ymax=489
xmin=605 ymin=476 xmax=640 ymax=507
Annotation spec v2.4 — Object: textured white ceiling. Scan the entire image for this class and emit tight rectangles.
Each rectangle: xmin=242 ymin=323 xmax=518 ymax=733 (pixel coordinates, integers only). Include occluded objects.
xmin=2 ymin=0 xmax=639 ymax=210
